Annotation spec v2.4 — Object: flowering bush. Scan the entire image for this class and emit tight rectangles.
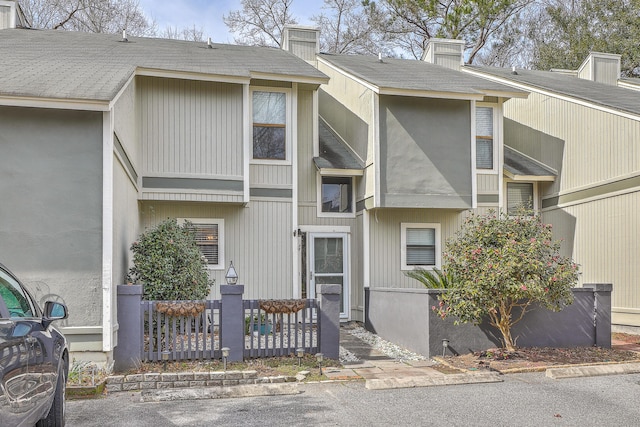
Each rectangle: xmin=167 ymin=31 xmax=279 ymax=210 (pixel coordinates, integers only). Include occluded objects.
xmin=127 ymin=219 xmax=213 ymax=301
xmin=435 ymin=210 xmax=579 ymax=351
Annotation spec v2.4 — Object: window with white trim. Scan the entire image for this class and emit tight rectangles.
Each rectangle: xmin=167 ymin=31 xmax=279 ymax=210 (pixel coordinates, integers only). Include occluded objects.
xmin=401 ymin=223 xmax=441 ymax=270
xmin=507 ymin=182 xmax=535 ymax=215
xmin=320 ymin=176 xmax=353 ymax=215
xmin=181 ymin=219 xmax=224 ymax=269
xmin=476 ymin=106 xmax=494 ymax=170
xmin=252 ymin=90 xmax=287 ymax=161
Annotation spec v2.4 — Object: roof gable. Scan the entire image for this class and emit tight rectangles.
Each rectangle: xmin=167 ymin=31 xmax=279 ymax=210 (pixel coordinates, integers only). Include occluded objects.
xmin=318 ymin=53 xmax=527 ymax=100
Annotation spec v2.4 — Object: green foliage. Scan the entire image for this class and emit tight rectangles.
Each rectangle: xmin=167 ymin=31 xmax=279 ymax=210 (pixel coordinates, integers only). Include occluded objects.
xmin=128 ymin=219 xmax=213 ymax=301
xmin=364 ymin=0 xmax=532 ymax=62
xmin=532 ymin=0 xmax=640 ymax=77
xmin=404 ymin=268 xmax=455 ymax=289
xmin=435 ymin=210 xmax=579 ymax=350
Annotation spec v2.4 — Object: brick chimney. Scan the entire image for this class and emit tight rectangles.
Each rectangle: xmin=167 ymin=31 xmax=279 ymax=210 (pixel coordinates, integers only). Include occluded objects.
xmin=421 ymin=38 xmax=465 ymax=71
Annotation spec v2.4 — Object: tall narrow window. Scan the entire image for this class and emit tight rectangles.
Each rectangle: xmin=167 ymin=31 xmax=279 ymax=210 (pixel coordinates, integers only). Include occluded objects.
xmin=507 ymin=182 xmax=534 ymax=215
xmin=253 ymin=91 xmax=286 ymax=160
xmin=401 ymin=223 xmax=441 ymax=270
xmin=476 ymin=107 xmax=494 ymax=170
xmin=321 ymin=176 xmax=353 ymax=214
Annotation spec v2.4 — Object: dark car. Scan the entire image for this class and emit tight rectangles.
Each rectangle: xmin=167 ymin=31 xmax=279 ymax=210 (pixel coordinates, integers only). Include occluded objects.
xmin=0 ymin=263 xmax=69 ymax=427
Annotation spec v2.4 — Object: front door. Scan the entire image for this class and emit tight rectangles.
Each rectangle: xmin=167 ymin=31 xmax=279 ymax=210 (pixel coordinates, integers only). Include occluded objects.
xmin=308 ymin=233 xmax=349 ymax=319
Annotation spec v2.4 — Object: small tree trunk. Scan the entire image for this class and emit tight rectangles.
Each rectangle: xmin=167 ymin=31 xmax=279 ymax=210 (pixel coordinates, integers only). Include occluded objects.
xmin=496 ymin=303 xmax=516 ymax=351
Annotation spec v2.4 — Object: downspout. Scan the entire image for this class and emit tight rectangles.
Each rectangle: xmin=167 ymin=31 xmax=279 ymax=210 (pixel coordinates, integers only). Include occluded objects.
xmin=102 ymin=109 xmax=114 ymax=353
xmin=291 ymin=83 xmax=299 ymax=298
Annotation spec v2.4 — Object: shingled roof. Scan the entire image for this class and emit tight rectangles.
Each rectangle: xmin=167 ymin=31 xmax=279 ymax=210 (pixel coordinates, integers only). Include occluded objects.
xmin=467 ymin=66 xmax=640 ymax=117
xmin=318 ymin=53 xmax=527 ymax=99
xmin=0 ymin=28 xmax=328 ymax=102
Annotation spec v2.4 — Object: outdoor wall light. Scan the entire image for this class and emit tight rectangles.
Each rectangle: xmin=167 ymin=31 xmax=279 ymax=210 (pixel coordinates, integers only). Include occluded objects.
xmin=162 ymin=350 xmax=171 ymax=371
xmin=296 ymin=348 xmax=304 ymax=367
xmin=316 ymin=352 xmax=324 ymax=376
xmin=225 ymin=261 xmax=238 ymax=285
xmin=442 ymin=339 xmax=450 ymax=357
xmin=222 ymin=347 xmax=230 ymax=370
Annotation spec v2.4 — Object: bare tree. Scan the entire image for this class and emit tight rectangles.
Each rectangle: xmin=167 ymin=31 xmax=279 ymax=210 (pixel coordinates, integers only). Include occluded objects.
xmin=364 ymin=0 xmax=534 ymax=62
xmin=311 ymin=0 xmax=385 ymax=55
xmin=223 ymin=0 xmax=297 ymax=47
xmin=161 ymin=24 xmax=205 ymax=42
xmin=20 ymin=0 xmax=156 ymax=36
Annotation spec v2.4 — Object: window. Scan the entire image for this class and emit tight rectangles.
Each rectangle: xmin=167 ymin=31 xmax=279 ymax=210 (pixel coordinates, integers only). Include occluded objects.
xmin=476 ymin=107 xmax=494 ymax=170
xmin=253 ymin=90 xmax=286 ymax=161
xmin=0 ymin=269 xmax=34 ymax=318
xmin=401 ymin=223 xmax=441 ymax=270
xmin=507 ymin=182 xmax=534 ymax=215
xmin=181 ymin=219 xmax=224 ymax=269
xmin=320 ymin=176 xmax=353 ymax=215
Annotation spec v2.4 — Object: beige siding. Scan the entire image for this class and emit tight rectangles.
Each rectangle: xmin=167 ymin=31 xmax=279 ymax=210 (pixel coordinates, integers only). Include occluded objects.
xmin=317 ymin=63 xmax=372 ymax=164
xmin=505 ymin=89 xmax=640 ymax=327
xmin=139 ymin=200 xmax=293 ymax=300
xmin=593 ymin=57 xmax=619 ymax=86
xmin=138 ymin=76 xmax=244 ymax=178
xmin=139 ymin=192 xmax=244 ymax=203
xmin=369 ymin=209 xmax=472 ymax=289
xmin=504 ymin=93 xmax=640 ymax=196
xmin=250 ymin=164 xmax=292 ymax=187
xmin=0 ymin=5 xmax=10 ymax=29
xmin=477 ymin=173 xmax=499 ymax=193
xmin=542 ymin=191 xmax=640 ymax=326
xmin=297 ymin=89 xmax=315 ymax=205
xmin=114 ymin=79 xmax=138 ymax=167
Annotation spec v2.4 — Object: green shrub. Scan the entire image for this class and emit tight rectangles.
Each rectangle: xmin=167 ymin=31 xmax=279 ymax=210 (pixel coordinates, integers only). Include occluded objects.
xmin=435 ymin=210 xmax=579 ymax=351
xmin=404 ymin=267 xmax=455 ymax=289
xmin=127 ymin=219 xmax=213 ymax=301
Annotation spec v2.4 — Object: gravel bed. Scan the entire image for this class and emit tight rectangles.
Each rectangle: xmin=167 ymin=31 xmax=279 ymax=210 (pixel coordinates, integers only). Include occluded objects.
xmin=341 ymin=326 xmax=428 ymax=363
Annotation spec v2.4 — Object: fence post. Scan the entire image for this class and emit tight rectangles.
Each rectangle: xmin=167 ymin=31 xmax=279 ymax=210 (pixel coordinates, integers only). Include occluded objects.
xmin=585 ymin=283 xmax=612 ymax=348
xmin=220 ymin=284 xmax=245 ymax=362
xmin=114 ymin=284 xmax=143 ymax=372
xmin=318 ymin=284 xmax=341 ymax=360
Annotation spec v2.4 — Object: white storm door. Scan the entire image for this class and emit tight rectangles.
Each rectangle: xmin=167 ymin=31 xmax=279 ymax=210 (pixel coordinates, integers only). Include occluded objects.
xmin=309 ymin=233 xmax=349 ymax=319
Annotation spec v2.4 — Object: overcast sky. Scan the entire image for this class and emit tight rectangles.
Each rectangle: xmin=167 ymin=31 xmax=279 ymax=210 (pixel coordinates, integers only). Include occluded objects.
xmin=138 ymin=0 xmax=325 ymax=43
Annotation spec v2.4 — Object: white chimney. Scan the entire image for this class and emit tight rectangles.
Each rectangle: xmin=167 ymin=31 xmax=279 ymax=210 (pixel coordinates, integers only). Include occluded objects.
xmin=577 ymin=52 xmax=621 ymax=86
xmin=282 ymin=25 xmax=320 ymax=65
xmin=422 ymin=39 xmax=465 ymax=71
xmin=0 ymin=0 xmax=30 ymax=29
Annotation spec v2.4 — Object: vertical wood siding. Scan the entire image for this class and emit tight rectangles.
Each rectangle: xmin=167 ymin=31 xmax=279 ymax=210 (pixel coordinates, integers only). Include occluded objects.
xmin=138 ymin=77 xmax=244 ymax=178
xmin=543 ymin=191 xmax=640 ymax=317
xmin=317 ymin=64 xmax=373 ymax=164
xmin=139 ymin=201 xmax=293 ymax=300
xmin=505 ymin=90 xmax=640 ymax=325
xmin=297 ymin=89 xmax=315 ymax=205
xmin=504 ymin=92 xmax=640 ymax=196
xmin=114 ymin=79 xmax=138 ymax=166
xmin=477 ymin=173 xmax=499 ymax=193
xmin=0 ymin=5 xmax=10 ymax=29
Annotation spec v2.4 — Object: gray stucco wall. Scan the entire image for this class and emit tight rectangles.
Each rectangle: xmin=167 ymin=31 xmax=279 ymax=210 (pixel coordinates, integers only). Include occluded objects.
xmin=365 ymin=285 xmax=611 ymax=357
xmin=379 ymin=96 xmax=472 ymax=208
xmin=0 ymin=106 xmax=103 ymax=328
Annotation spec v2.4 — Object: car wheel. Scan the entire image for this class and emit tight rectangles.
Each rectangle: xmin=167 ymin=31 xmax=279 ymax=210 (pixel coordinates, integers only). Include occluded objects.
xmin=37 ymin=364 xmax=66 ymax=427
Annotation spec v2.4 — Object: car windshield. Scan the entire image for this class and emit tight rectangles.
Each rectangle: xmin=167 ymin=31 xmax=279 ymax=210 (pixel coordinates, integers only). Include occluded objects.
xmin=0 ymin=269 xmax=34 ymax=318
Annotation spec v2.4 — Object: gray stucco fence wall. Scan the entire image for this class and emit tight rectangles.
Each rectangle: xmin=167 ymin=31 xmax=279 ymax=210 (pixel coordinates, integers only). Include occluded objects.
xmin=365 ymin=284 xmax=612 ymax=358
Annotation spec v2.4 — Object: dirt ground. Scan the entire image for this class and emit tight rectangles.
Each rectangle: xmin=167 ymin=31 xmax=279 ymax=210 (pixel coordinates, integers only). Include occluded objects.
xmin=435 ymin=333 xmax=640 ymax=373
